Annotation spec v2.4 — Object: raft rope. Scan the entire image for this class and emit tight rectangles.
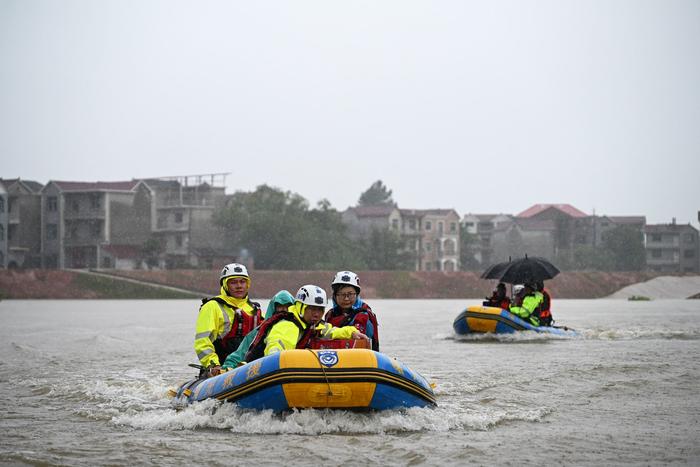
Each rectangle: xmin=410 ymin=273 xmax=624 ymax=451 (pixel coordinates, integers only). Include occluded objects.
xmin=307 ymin=349 xmax=334 ymax=397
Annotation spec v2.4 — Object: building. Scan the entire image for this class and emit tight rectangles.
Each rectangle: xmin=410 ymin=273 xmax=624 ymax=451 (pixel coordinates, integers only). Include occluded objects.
xmin=342 ymin=205 xmax=461 ymax=271
xmin=142 ymin=174 xmax=230 ymax=269
xmin=490 ymin=218 xmax=558 ymax=263
xmin=0 ymin=178 xmax=44 ymax=268
xmin=461 ymin=213 xmax=512 ymax=266
xmin=645 ymin=221 xmax=699 ymax=273
xmin=40 ymin=180 xmax=152 ymax=268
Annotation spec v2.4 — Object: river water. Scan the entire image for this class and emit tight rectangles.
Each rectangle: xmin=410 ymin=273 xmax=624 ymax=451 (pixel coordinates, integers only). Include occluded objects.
xmin=1 ymin=298 xmax=699 ymax=466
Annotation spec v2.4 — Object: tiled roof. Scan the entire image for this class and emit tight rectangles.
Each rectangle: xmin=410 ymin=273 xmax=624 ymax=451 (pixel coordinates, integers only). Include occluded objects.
xmin=645 ymin=223 xmax=698 ymax=233
xmin=400 ymin=208 xmax=458 ymax=217
xmin=494 ymin=218 xmax=557 ymax=232
xmin=517 ymin=204 xmax=588 ymax=218
xmin=52 ymin=180 xmax=140 ymax=192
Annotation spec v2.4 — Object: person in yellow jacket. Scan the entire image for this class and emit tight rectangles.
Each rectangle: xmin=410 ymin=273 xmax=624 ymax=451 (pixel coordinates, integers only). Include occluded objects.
xmin=509 ymin=283 xmax=541 ymax=326
xmin=194 ymin=263 xmax=262 ymax=376
xmin=244 ymin=284 xmax=368 ymax=360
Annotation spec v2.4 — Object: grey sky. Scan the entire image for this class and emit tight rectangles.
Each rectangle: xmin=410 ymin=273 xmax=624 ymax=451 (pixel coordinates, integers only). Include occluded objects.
xmin=2 ymin=0 xmax=699 ymax=226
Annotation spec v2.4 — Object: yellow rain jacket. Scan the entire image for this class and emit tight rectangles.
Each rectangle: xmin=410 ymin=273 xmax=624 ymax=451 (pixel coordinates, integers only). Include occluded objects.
xmin=509 ymin=294 xmax=541 ymax=326
xmin=194 ymin=285 xmax=259 ymax=367
xmin=264 ymin=302 xmax=358 ymax=356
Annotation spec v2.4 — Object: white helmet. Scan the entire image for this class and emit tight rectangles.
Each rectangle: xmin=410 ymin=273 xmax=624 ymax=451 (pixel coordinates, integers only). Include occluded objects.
xmin=331 ymin=271 xmax=361 ymax=292
xmin=513 ymin=284 xmax=525 ymax=296
xmin=296 ymin=285 xmax=327 ymax=307
xmin=219 ymin=263 xmax=249 ymax=285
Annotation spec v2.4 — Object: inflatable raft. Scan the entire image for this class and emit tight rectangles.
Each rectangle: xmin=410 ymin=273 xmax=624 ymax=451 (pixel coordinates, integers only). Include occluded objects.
xmin=170 ymin=348 xmax=436 ymax=411
xmin=453 ymin=305 xmax=578 ymax=336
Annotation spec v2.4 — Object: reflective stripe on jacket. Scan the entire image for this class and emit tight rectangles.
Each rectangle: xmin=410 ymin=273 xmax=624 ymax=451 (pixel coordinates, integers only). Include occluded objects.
xmin=509 ymin=294 xmax=541 ymax=326
xmin=264 ymin=302 xmax=357 ymax=356
xmin=194 ymin=287 xmax=260 ymax=367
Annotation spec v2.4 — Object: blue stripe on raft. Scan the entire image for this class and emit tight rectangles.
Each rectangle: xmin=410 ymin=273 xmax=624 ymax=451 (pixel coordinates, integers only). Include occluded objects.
xmin=236 ymin=385 xmax=289 ymax=411
xmin=370 ymin=383 xmax=433 ymax=410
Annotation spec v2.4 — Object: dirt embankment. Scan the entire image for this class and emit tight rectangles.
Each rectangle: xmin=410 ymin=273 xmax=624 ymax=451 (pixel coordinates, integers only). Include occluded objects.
xmin=0 ymin=269 xmax=673 ymax=300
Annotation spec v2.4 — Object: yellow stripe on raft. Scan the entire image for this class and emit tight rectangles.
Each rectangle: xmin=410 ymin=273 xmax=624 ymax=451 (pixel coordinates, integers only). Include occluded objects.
xmin=279 ymin=349 xmax=378 ymax=408
xmin=465 ymin=305 xmax=502 ymax=333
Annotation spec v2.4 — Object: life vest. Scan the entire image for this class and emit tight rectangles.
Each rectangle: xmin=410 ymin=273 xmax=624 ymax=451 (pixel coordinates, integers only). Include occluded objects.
xmin=200 ymin=296 xmax=262 ymax=363
xmin=243 ymin=312 xmax=315 ymax=363
xmin=324 ymin=303 xmax=380 ymax=351
xmin=537 ymin=289 xmax=553 ymax=326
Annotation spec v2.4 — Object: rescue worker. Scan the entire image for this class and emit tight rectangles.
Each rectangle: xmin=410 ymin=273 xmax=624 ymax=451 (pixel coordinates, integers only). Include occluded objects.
xmin=508 ymin=283 xmax=540 ymax=326
xmin=535 ymin=280 xmax=553 ymax=326
xmin=221 ymin=290 xmax=295 ymax=370
xmin=484 ymin=282 xmax=510 ymax=310
xmin=194 ymin=263 xmax=262 ymax=376
xmin=244 ymin=284 xmax=368 ymax=362
xmin=324 ymin=271 xmax=380 ymax=351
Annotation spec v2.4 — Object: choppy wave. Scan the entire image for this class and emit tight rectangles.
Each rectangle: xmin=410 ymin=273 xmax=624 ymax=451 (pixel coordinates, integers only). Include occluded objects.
xmin=443 ymin=328 xmax=700 ymax=342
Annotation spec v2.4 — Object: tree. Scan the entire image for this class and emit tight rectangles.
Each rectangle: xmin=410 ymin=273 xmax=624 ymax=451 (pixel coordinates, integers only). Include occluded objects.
xmin=601 ymin=225 xmax=646 ymax=271
xmin=358 ymin=180 xmax=395 ymax=207
xmin=360 ymin=227 xmax=413 ymax=270
xmin=459 ymin=225 xmax=481 ymax=271
xmin=214 ymin=185 xmax=366 ymax=270
xmin=140 ymin=237 xmax=165 ymax=269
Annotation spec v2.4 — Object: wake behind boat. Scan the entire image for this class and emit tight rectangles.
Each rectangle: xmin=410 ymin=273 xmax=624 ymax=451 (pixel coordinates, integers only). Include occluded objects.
xmin=170 ymin=348 xmax=436 ymax=411
xmin=453 ymin=305 xmax=578 ymax=337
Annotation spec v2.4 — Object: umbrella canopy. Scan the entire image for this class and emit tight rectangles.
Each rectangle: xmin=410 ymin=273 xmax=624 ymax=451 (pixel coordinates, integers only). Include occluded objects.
xmin=481 ymin=256 xmax=560 ymax=284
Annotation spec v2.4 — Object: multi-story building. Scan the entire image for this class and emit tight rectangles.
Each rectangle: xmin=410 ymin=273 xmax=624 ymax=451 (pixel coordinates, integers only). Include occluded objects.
xmin=461 ymin=213 xmax=512 ymax=266
xmin=40 ymin=180 xmax=152 ymax=268
xmin=143 ymin=174 xmax=229 ymax=269
xmin=0 ymin=178 xmax=44 ymax=268
xmin=342 ymin=205 xmax=461 ymax=271
xmin=490 ymin=218 xmax=558 ymax=263
xmin=645 ymin=220 xmax=699 ymax=273
xmin=401 ymin=209 xmax=460 ymax=271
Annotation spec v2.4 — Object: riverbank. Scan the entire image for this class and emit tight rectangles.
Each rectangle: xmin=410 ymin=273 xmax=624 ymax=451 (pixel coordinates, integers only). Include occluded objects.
xmin=2 ymin=269 xmax=697 ymax=299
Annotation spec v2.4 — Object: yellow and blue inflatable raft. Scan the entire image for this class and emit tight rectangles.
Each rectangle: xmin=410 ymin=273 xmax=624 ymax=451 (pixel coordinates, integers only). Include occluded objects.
xmin=171 ymin=349 xmax=436 ymax=411
xmin=453 ymin=305 xmax=578 ymax=336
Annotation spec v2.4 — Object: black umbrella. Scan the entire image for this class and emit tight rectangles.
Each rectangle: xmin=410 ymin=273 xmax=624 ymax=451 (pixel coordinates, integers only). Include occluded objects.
xmin=480 ymin=260 xmax=512 ymax=280
xmin=496 ymin=256 xmax=560 ymax=284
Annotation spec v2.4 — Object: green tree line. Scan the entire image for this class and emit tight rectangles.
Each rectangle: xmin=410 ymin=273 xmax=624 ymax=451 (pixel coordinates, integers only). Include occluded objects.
xmin=213 ymin=182 xmax=413 ymax=270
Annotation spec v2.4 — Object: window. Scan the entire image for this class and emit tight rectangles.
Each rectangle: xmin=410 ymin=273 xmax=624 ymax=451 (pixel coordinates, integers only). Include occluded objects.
xmin=0 ymin=224 xmax=4 ymax=240
xmin=408 ymin=219 xmax=415 ymax=229
xmin=651 ymin=249 xmax=662 ymax=258
xmin=444 ymin=239 xmax=455 ymax=254
xmin=392 ymin=219 xmax=399 ymax=230
xmin=450 ymin=222 xmax=457 ymax=233
xmin=684 ymin=233 xmax=695 ymax=244
xmin=176 ymin=234 xmax=183 ymax=247
xmin=90 ymin=195 xmax=100 ymax=209
xmin=425 ymin=221 xmax=432 ymax=231
xmin=651 ymin=234 xmax=662 ymax=242
xmin=175 ymin=212 xmax=183 ymax=224
xmin=91 ymin=222 xmax=101 ymax=238
xmin=72 ymin=201 xmax=79 ymax=212
xmin=46 ymin=224 xmax=58 ymax=240
xmin=425 ymin=243 xmax=432 ymax=252
xmin=48 ymin=197 xmax=57 ymax=211
xmin=438 ymin=222 xmax=444 ymax=234
xmin=684 ymin=249 xmax=695 ymax=258
xmin=0 ymin=197 xmax=4 ymax=212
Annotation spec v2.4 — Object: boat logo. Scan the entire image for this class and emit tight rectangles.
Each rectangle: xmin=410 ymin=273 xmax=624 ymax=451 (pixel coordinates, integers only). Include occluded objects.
xmin=246 ymin=361 xmax=262 ymax=380
xmin=318 ymin=350 xmax=339 ymax=367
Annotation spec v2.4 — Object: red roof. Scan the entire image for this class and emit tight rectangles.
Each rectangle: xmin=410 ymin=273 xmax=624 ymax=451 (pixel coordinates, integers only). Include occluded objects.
xmin=517 ymin=204 xmax=588 ymax=219
xmin=52 ymin=180 xmax=139 ymax=192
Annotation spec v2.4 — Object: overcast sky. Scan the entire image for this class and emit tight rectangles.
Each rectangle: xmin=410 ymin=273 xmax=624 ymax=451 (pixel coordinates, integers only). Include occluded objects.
xmin=2 ymin=0 xmax=699 ymax=226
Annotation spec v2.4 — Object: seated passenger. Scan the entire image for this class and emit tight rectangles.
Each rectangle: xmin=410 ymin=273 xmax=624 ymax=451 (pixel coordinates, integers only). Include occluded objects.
xmin=535 ymin=280 xmax=553 ymax=326
xmin=244 ymin=285 xmax=369 ymax=362
xmin=484 ymin=282 xmax=510 ymax=310
xmin=508 ymin=283 xmax=540 ymax=326
xmin=324 ymin=271 xmax=380 ymax=351
xmin=221 ymin=290 xmax=295 ymax=370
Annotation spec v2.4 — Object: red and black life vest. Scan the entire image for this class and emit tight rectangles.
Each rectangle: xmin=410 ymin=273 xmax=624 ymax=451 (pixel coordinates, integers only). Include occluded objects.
xmin=200 ymin=296 xmax=262 ymax=363
xmin=243 ymin=312 xmax=315 ymax=363
xmin=324 ymin=303 xmax=380 ymax=351
xmin=536 ymin=289 xmax=553 ymax=326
